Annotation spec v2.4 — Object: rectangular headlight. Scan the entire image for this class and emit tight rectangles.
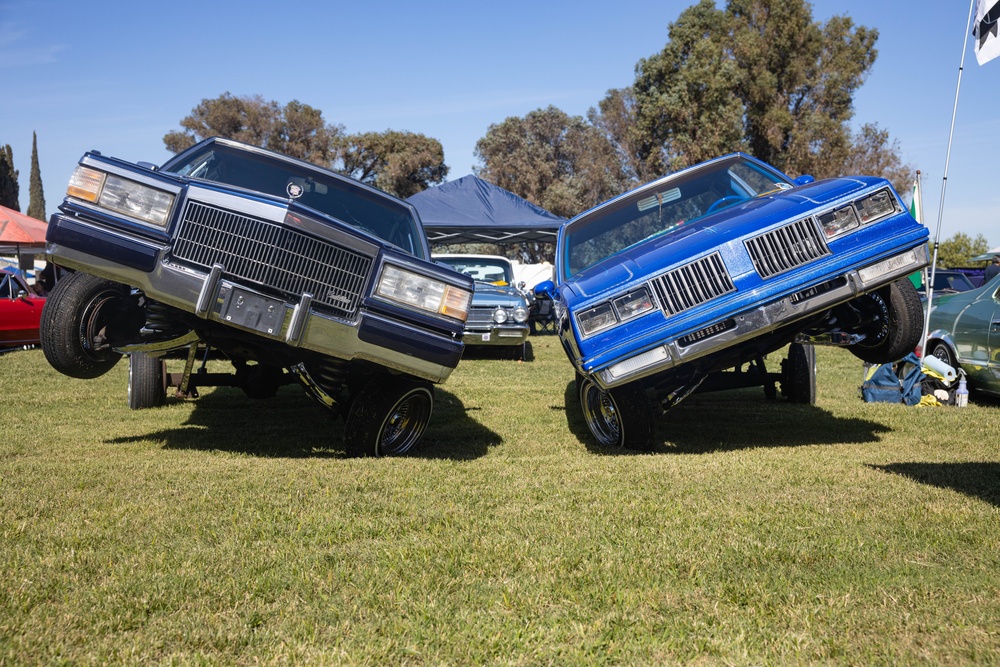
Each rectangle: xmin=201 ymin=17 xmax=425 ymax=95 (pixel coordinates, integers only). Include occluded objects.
xmin=377 ymin=265 xmax=472 ymax=322
xmin=613 ymin=288 xmax=656 ymax=322
xmin=66 ymin=165 xmax=174 ymax=228
xmin=854 ymin=189 xmax=896 ymax=224
xmin=99 ymin=175 xmax=174 ymax=227
xmin=577 ymin=302 xmax=617 ymax=337
xmin=818 ymin=206 xmax=859 ymax=239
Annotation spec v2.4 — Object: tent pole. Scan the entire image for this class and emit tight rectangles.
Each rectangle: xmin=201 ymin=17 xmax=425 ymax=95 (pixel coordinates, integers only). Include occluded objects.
xmin=921 ymin=0 xmax=976 ymax=359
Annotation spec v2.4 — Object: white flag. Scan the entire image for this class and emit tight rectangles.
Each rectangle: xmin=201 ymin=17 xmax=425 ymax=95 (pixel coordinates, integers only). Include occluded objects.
xmin=909 ymin=178 xmax=923 ymax=225
xmin=974 ymin=0 xmax=1000 ymax=65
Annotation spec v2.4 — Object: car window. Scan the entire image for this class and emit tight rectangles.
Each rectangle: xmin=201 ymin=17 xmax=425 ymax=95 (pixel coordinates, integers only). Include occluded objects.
xmin=163 ymin=144 xmax=426 ymax=259
xmin=0 ymin=274 xmax=10 ymax=299
xmin=436 ymin=258 xmax=513 ymax=284
xmin=562 ymin=156 xmax=792 ymax=279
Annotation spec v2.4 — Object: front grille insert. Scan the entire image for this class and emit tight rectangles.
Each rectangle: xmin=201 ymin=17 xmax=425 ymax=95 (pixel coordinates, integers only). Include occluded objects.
xmin=172 ymin=201 xmax=374 ymax=318
xmin=649 ymin=252 xmax=736 ymax=317
xmin=745 ymin=218 xmax=831 ymax=279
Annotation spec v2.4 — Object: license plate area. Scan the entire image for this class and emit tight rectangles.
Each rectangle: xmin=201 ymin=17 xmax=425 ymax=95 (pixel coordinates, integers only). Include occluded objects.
xmin=221 ymin=287 xmax=286 ymax=336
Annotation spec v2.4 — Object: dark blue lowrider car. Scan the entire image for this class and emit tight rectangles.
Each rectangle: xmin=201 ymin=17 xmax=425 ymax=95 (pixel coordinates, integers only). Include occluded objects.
xmin=41 ymin=137 xmax=474 ymax=457
xmin=539 ymin=154 xmax=929 ymax=450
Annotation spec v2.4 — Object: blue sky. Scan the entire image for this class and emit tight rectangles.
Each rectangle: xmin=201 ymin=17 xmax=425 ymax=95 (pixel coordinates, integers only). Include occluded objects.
xmin=2 ymin=1 xmax=998 ymax=250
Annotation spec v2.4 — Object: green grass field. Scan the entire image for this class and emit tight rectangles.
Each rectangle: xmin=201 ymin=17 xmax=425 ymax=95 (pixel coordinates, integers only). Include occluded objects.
xmin=2 ymin=338 xmax=999 ymax=665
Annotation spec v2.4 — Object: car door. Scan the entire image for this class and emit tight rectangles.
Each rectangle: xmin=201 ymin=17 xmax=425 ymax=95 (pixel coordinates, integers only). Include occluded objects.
xmin=0 ymin=273 xmax=45 ymax=346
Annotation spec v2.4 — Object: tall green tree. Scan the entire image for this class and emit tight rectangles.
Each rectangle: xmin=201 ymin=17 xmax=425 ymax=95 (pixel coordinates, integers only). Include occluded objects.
xmin=339 ymin=130 xmax=448 ymax=198
xmin=474 ymin=105 xmax=628 ymax=219
xmin=0 ymin=144 xmax=19 ymax=211
xmin=163 ymin=92 xmax=343 ymax=165
xmin=593 ymin=0 xmax=897 ymax=182
xmin=935 ymin=232 xmax=990 ymax=269
xmin=27 ymin=131 xmax=46 ymax=220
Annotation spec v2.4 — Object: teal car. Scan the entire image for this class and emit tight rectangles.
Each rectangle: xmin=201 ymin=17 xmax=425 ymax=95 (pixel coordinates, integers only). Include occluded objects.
xmin=926 ymin=273 xmax=1000 ymax=398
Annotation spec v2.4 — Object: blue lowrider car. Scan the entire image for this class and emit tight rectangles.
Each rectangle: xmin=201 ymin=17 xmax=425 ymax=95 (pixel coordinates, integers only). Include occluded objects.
xmin=433 ymin=254 xmax=530 ymax=358
xmin=539 ymin=153 xmax=929 ymax=450
xmin=41 ymin=137 xmax=474 ymax=457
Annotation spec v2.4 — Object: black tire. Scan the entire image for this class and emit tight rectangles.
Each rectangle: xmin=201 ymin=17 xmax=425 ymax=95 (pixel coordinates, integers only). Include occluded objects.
xmin=344 ymin=375 xmax=434 ymax=457
xmin=128 ymin=353 xmax=166 ymax=410
xmin=781 ymin=342 xmax=816 ymax=404
xmin=847 ymin=279 xmax=923 ymax=364
xmin=577 ymin=377 xmax=656 ymax=451
xmin=40 ymin=272 xmax=129 ymax=379
xmin=930 ymin=341 xmax=958 ymax=369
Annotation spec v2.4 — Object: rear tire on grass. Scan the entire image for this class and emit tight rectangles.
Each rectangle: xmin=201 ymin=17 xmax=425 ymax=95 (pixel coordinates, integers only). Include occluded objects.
xmin=128 ymin=353 xmax=166 ymax=410
xmin=781 ymin=342 xmax=816 ymax=404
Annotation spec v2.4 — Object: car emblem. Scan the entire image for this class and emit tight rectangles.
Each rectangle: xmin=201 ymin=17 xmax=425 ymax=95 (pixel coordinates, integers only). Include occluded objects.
xmin=287 ymin=182 xmax=303 ymax=199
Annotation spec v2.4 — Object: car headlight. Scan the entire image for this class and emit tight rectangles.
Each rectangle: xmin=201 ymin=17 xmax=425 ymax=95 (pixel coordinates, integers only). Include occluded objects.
xmin=854 ymin=189 xmax=896 ymax=224
xmin=577 ymin=302 xmax=617 ymax=337
xmin=817 ymin=206 xmax=859 ymax=239
xmin=377 ymin=265 xmax=472 ymax=322
xmin=612 ymin=288 xmax=655 ymax=322
xmin=492 ymin=307 xmax=508 ymax=324
xmin=67 ymin=165 xmax=174 ymax=228
xmin=513 ymin=306 xmax=528 ymax=323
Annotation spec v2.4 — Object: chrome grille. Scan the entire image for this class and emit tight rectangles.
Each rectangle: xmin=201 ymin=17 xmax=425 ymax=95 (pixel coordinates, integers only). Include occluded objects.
xmin=466 ymin=307 xmax=496 ymax=327
xmin=649 ymin=252 xmax=735 ymax=316
xmin=745 ymin=218 xmax=830 ymax=279
xmin=172 ymin=201 xmax=374 ymax=318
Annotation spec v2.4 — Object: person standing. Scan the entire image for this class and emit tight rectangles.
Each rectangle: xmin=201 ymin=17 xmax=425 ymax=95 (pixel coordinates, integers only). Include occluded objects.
xmin=984 ymin=255 xmax=1000 ymax=283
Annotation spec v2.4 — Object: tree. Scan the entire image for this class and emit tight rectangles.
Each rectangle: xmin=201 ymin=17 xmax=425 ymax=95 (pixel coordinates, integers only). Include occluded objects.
xmin=0 ymin=144 xmax=19 ymax=211
xmin=842 ymin=123 xmax=913 ymax=195
xmin=935 ymin=232 xmax=990 ymax=269
xmin=594 ymin=0 xmax=901 ymax=182
xmin=27 ymin=131 xmax=46 ymax=220
xmin=339 ymin=130 xmax=448 ymax=198
xmin=163 ymin=92 xmax=343 ymax=165
xmin=474 ymin=105 xmax=628 ymax=219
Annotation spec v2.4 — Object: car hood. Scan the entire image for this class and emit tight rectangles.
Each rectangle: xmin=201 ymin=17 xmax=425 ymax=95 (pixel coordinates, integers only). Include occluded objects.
xmin=471 ymin=282 xmax=525 ymax=308
xmin=565 ymin=175 xmax=878 ymax=301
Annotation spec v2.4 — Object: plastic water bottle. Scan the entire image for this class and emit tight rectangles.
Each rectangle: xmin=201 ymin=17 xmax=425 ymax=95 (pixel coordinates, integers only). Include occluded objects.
xmin=955 ymin=370 xmax=969 ymax=408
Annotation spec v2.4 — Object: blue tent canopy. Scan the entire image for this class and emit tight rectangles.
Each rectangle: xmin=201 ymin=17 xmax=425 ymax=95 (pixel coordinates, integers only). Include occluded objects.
xmin=406 ymin=175 xmax=565 ymax=244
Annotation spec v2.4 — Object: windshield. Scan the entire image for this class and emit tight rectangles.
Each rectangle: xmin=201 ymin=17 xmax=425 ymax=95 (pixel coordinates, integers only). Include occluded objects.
xmin=562 ymin=156 xmax=793 ymax=279
xmin=435 ymin=256 xmax=513 ymax=285
xmin=163 ymin=143 xmax=426 ymax=258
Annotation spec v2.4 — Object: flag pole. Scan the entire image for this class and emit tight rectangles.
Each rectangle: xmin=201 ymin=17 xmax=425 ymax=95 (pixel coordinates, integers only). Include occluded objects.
xmin=920 ymin=0 xmax=977 ymax=359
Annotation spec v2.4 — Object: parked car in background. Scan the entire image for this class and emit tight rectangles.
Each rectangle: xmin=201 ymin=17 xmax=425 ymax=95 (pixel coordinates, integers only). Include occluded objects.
xmin=42 ymin=137 xmax=474 ymax=456
xmin=915 ymin=269 xmax=978 ymax=296
xmin=433 ymin=254 xmax=530 ymax=358
xmin=540 ymin=153 xmax=929 ymax=450
xmin=0 ymin=268 xmax=46 ymax=349
xmin=925 ymin=273 xmax=1000 ymax=398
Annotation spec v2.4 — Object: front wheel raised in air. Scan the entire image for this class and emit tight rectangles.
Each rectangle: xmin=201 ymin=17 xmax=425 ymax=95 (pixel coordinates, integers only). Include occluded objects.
xmin=128 ymin=353 xmax=166 ymax=410
xmin=847 ymin=279 xmax=923 ymax=364
xmin=344 ymin=375 xmax=435 ymax=457
xmin=41 ymin=271 xmax=130 ymax=379
xmin=577 ymin=377 xmax=656 ymax=451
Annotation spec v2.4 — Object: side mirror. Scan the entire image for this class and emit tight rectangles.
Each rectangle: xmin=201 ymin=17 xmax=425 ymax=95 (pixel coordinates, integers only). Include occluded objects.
xmin=16 ymin=289 xmax=28 ymax=300
xmin=793 ymin=175 xmax=815 ymax=186
xmin=534 ymin=279 xmax=555 ymax=297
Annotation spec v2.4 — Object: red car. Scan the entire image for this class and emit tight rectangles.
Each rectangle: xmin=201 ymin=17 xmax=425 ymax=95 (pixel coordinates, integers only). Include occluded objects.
xmin=1 ymin=268 xmax=46 ymax=349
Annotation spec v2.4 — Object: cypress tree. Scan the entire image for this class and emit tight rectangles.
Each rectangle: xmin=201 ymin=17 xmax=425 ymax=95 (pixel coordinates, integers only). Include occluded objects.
xmin=27 ymin=132 xmax=46 ymax=220
xmin=0 ymin=144 xmax=19 ymax=211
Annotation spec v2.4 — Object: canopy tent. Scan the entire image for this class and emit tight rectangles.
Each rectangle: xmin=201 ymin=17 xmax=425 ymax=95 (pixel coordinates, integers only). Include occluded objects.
xmin=970 ymin=246 xmax=1000 ymax=262
xmin=0 ymin=205 xmax=47 ymax=254
xmin=406 ymin=175 xmax=565 ymax=245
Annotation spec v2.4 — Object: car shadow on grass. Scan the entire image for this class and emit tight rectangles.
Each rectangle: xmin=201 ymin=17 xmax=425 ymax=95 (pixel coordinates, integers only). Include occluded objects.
xmin=108 ymin=385 xmax=500 ymax=460
xmin=868 ymin=462 xmax=1000 ymax=507
xmin=563 ymin=382 xmax=890 ymax=455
